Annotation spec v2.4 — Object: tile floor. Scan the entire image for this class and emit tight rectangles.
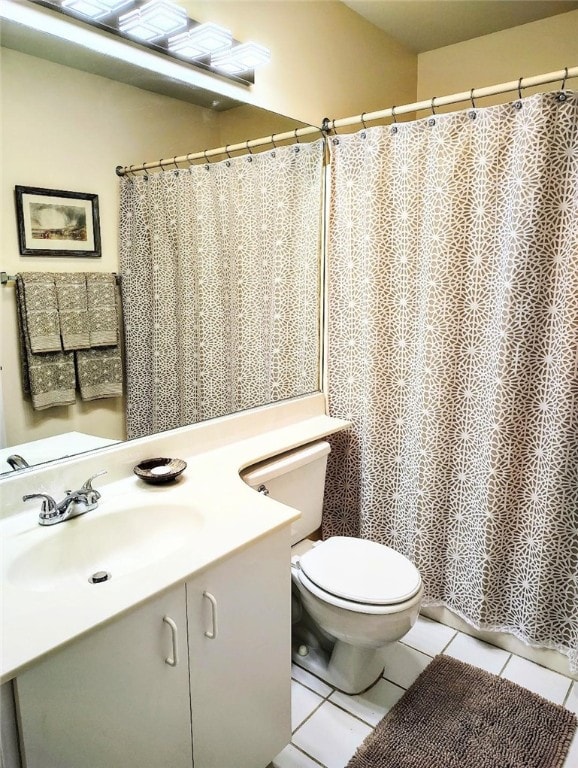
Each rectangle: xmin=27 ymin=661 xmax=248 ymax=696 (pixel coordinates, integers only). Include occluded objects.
xmin=270 ymin=616 xmax=578 ymax=768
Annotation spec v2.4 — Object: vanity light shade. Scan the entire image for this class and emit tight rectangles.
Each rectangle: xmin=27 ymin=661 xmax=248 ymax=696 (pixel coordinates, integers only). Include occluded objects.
xmin=168 ymin=22 xmax=232 ymax=59
xmin=211 ymin=41 xmax=271 ymax=74
xmin=119 ymin=0 xmax=187 ymax=41
xmin=61 ymin=0 xmax=116 ymax=20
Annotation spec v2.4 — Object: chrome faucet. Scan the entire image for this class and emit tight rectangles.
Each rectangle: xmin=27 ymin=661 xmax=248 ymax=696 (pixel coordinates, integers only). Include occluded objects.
xmin=7 ymin=454 xmax=29 ymax=471
xmin=23 ymin=471 xmax=107 ymax=526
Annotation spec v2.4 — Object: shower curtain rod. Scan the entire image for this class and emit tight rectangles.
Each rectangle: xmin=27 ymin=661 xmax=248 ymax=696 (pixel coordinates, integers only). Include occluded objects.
xmin=116 ymin=66 xmax=577 ymax=177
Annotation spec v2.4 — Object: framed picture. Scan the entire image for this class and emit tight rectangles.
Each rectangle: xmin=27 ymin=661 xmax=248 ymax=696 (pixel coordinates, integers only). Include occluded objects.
xmin=15 ymin=186 xmax=101 ymax=258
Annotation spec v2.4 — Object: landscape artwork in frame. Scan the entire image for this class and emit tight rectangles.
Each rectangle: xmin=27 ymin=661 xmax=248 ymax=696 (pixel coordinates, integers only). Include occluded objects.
xmin=15 ymin=186 xmax=101 ymax=257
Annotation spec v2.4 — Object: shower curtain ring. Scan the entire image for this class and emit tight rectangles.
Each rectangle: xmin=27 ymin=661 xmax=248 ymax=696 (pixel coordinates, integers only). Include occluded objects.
xmin=225 ymin=144 xmax=232 ymax=159
xmin=245 ymin=139 xmax=253 ymax=154
xmin=128 ymin=164 xmax=136 ymax=179
xmin=361 ymin=112 xmax=368 ymax=129
xmin=331 ymin=120 xmax=339 ymax=135
xmin=294 ymin=128 xmax=301 ymax=143
xmin=470 ymin=88 xmax=476 ymax=109
xmin=430 ymin=96 xmax=437 ymax=115
xmin=203 ymin=150 xmax=211 ymax=165
xmin=270 ymin=133 xmax=278 ymax=149
xmin=159 ymin=158 xmax=167 ymax=170
xmin=171 ymin=157 xmax=179 ymax=171
xmin=391 ymin=105 xmax=397 ymax=123
xmin=517 ymin=77 xmax=523 ymax=100
xmin=142 ymin=162 xmax=149 ymax=180
xmin=558 ymin=67 xmax=569 ymax=102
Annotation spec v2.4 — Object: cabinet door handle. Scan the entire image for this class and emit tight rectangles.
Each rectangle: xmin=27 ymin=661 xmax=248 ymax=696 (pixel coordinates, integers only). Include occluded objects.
xmin=203 ymin=591 xmax=218 ymax=640
xmin=163 ymin=615 xmax=179 ymax=667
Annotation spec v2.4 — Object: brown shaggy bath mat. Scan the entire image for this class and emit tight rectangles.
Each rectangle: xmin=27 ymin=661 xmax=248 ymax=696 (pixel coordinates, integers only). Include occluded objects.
xmin=346 ymin=655 xmax=576 ymax=768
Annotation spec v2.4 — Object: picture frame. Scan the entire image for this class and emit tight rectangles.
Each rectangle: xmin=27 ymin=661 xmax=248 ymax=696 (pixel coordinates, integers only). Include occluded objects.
xmin=15 ymin=186 xmax=101 ymax=258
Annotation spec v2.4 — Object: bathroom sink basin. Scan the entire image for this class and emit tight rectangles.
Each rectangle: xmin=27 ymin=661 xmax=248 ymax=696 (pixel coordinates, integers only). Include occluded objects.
xmin=6 ymin=503 xmax=203 ymax=592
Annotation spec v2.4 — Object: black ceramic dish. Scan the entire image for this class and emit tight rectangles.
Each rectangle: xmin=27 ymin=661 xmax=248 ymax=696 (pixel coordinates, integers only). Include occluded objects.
xmin=133 ymin=457 xmax=187 ymax=484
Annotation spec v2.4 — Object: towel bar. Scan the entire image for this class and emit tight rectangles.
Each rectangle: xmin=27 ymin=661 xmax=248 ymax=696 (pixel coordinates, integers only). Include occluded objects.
xmin=1 ymin=271 xmax=121 ymax=285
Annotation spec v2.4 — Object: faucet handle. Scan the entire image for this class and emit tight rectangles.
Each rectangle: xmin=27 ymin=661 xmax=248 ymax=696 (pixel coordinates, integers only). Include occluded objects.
xmin=80 ymin=470 xmax=107 ymax=499
xmin=23 ymin=493 xmax=57 ymax=514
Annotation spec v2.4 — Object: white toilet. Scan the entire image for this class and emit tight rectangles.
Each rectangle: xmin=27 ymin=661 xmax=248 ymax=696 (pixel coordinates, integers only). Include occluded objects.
xmin=241 ymin=440 xmax=423 ymax=694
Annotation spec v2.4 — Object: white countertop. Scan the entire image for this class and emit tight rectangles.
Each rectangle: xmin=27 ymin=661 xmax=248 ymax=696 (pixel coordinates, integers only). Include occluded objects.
xmin=0 ymin=405 xmax=349 ymax=683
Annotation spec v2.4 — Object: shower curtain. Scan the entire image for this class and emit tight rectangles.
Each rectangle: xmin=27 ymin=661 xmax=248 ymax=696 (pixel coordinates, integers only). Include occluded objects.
xmin=323 ymin=91 xmax=578 ymax=669
xmin=119 ymin=139 xmax=324 ymax=439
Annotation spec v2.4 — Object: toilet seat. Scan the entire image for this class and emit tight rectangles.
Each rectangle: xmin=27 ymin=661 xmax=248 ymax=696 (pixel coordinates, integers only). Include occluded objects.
xmin=298 ymin=537 xmax=421 ymax=608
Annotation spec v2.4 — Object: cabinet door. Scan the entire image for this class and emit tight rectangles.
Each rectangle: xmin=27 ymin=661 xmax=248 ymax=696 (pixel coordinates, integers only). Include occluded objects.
xmin=16 ymin=585 xmax=193 ymax=768
xmin=187 ymin=528 xmax=291 ymax=768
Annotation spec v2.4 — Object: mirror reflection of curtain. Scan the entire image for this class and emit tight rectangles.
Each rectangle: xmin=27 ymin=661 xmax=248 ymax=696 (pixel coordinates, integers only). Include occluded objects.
xmin=119 ymin=139 xmax=324 ymax=439
xmin=324 ymin=92 xmax=578 ymax=671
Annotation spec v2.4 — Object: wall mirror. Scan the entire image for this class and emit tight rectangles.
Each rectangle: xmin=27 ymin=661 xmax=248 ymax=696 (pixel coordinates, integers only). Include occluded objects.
xmin=0 ymin=0 xmax=322 ymax=476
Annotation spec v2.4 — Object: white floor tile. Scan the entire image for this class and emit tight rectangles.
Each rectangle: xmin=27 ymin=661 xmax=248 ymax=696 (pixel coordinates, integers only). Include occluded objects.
xmin=329 ymin=677 xmax=405 ymax=727
xmin=292 ymin=701 xmax=372 ymax=768
xmin=382 ymin=642 xmax=433 ymax=689
xmin=292 ymin=663 xmax=334 ymax=698
xmin=564 ymin=682 xmax=578 ymax=715
xmin=401 ymin=615 xmax=456 ymax=656
xmin=291 ymin=680 xmax=324 ymax=732
xmin=271 ymin=743 xmax=324 ymax=768
xmin=501 ymin=654 xmax=572 ymax=705
xmin=443 ymin=632 xmax=510 ymax=675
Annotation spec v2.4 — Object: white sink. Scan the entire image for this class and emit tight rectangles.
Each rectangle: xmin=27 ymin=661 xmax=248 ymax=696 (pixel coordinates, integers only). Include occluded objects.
xmin=6 ymin=503 xmax=204 ymax=592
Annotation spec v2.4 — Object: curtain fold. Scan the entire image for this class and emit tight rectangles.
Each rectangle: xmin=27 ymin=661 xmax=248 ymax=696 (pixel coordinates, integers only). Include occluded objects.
xmin=119 ymin=139 xmax=324 ymax=439
xmin=324 ymin=92 xmax=578 ymax=670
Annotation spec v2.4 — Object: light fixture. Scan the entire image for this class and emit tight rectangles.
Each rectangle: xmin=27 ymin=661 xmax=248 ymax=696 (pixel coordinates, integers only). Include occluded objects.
xmin=168 ymin=22 xmax=232 ymax=60
xmin=119 ymin=0 xmax=186 ymax=41
xmin=62 ymin=0 xmax=130 ymax=20
xmin=211 ymin=42 xmax=271 ymax=75
xmin=43 ymin=0 xmax=271 ymax=84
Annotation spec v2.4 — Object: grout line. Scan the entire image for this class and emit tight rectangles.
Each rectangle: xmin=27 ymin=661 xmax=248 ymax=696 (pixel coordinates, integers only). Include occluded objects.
xmin=291 ymin=675 xmax=333 ymax=699
xmin=439 ymin=629 xmax=459 ymax=654
xmin=315 ymin=698 xmax=379 ymax=731
xmin=497 ymin=653 xmax=513 ymax=677
xmin=291 ymin=697 xmax=327 ymax=736
xmin=292 ymin=665 xmax=336 ymax=696
xmin=324 ymin=696 xmax=378 ymax=728
xmin=288 ymin=742 xmax=328 ymax=767
xmin=291 ymin=682 xmax=334 ymax=702
xmin=561 ymin=680 xmax=574 ymax=709
xmin=398 ymin=639 xmax=436 ymax=658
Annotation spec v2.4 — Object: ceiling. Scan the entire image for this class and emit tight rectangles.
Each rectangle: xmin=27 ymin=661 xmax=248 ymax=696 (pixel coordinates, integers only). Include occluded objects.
xmin=341 ymin=0 xmax=578 ymax=53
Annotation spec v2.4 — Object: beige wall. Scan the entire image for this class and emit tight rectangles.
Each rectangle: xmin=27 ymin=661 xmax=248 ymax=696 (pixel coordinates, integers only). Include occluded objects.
xmin=185 ymin=0 xmax=418 ymax=126
xmin=0 ymin=48 xmax=220 ymax=449
xmin=417 ymin=9 xmax=578 ymax=110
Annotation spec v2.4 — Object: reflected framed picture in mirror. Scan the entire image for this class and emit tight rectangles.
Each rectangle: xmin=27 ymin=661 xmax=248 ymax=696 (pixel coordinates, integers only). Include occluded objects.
xmin=15 ymin=185 xmax=101 ymax=258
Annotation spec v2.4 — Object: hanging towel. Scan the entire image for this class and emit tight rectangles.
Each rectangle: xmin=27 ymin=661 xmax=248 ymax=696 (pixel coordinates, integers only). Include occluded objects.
xmin=76 ymin=347 xmax=123 ymax=401
xmin=86 ymin=272 xmax=118 ymax=347
xmin=54 ymin=272 xmax=90 ymax=350
xmin=15 ymin=276 xmax=76 ymax=410
xmin=18 ymin=272 xmax=62 ymax=353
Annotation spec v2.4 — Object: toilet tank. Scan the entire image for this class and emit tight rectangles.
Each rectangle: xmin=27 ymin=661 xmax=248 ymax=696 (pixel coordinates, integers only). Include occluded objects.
xmin=241 ymin=441 xmax=331 ymax=545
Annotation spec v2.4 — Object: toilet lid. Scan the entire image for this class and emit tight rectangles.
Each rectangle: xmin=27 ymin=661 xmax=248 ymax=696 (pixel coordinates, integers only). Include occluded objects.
xmin=299 ymin=537 xmax=421 ymax=605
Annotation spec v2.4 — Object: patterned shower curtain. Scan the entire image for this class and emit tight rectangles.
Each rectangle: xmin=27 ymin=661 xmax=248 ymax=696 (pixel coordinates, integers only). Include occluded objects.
xmin=323 ymin=92 xmax=578 ymax=669
xmin=119 ymin=139 xmax=324 ymax=439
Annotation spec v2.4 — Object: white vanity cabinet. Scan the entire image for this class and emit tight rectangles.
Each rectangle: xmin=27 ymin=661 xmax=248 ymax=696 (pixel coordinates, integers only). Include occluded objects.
xmin=15 ymin=585 xmax=193 ymax=768
xmin=186 ymin=528 xmax=291 ymax=768
xmin=13 ymin=528 xmax=291 ymax=768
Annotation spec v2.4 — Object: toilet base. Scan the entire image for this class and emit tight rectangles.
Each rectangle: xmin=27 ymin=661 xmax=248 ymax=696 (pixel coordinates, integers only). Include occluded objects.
xmin=291 ymin=636 xmax=386 ymax=695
